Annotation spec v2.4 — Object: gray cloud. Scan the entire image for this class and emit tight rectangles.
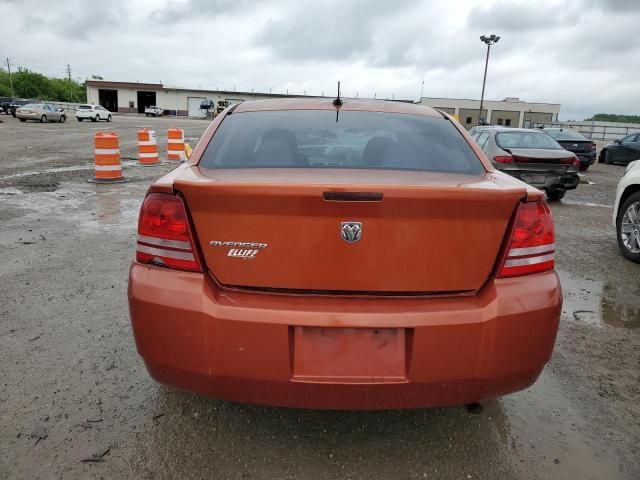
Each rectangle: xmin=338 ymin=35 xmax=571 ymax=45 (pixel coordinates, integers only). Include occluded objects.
xmin=253 ymin=0 xmax=420 ymax=63
xmin=151 ymin=0 xmax=267 ymax=22
xmin=467 ymin=1 xmax=583 ymax=32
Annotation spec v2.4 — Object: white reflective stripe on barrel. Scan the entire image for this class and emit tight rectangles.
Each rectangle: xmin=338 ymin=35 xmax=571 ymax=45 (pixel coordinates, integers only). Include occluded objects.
xmin=94 ymin=148 xmax=120 ymax=155
xmin=94 ymin=165 xmax=122 ymax=171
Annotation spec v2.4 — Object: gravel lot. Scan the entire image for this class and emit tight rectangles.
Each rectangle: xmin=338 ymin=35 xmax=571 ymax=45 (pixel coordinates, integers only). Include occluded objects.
xmin=0 ymin=113 xmax=638 ymax=480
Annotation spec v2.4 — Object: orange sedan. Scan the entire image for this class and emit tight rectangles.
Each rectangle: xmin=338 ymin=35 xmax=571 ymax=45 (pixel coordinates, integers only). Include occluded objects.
xmin=128 ymin=98 xmax=561 ymax=409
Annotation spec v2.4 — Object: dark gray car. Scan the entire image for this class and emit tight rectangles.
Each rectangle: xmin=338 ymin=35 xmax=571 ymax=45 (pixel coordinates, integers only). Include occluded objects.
xmin=470 ymin=127 xmax=580 ymax=201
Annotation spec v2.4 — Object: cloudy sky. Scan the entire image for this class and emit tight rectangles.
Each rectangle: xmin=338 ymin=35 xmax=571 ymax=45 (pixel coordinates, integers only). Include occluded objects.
xmin=1 ymin=0 xmax=639 ymax=120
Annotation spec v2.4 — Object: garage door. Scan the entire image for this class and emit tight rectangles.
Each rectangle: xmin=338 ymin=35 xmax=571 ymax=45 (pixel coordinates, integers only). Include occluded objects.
xmin=187 ymin=97 xmax=207 ymax=118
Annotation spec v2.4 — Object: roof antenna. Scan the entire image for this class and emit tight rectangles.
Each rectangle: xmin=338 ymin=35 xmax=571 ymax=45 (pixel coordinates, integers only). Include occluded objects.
xmin=333 ymin=81 xmax=343 ymax=107
xmin=333 ymin=81 xmax=342 ymax=122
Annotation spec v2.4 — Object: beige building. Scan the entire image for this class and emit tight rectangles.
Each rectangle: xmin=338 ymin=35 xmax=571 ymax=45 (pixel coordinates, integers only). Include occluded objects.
xmin=419 ymin=96 xmax=561 ymax=129
xmin=85 ymin=80 xmax=319 ymax=117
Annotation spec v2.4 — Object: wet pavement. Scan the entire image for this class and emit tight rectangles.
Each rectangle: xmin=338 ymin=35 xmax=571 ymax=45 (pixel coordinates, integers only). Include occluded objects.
xmin=0 ymin=114 xmax=638 ymax=479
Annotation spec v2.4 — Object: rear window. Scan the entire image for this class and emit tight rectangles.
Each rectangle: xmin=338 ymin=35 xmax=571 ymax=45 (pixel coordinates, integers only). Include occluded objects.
xmin=200 ymin=110 xmax=484 ymax=174
xmin=496 ymin=131 xmax=563 ymax=150
xmin=22 ymin=103 xmax=42 ymax=109
xmin=78 ymin=105 xmax=92 ymax=110
xmin=545 ymin=129 xmax=587 ymax=141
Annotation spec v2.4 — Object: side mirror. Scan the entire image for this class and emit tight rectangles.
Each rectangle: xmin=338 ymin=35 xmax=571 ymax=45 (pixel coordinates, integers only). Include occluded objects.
xmin=615 ymin=139 xmax=621 ymax=144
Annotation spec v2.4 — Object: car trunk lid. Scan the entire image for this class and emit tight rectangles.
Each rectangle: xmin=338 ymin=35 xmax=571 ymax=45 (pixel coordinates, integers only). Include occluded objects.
xmin=175 ymin=168 xmax=527 ymax=294
xmin=506 ymin=148 xmax=576 ymax=173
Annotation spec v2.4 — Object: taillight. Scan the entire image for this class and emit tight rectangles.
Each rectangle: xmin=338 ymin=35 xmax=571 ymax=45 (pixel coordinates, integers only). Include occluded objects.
xmin=572 ymin=158 xmax=581 ymax=167
xmin=135 ymin=193 xmax=202 ymax=272
xmin=558 ymin=156 xmax=578 ymax=164
xmin=493 ymin=155 xmax=513 ymax=163
xmin=497 ymin=201 xmax=555 ymax=278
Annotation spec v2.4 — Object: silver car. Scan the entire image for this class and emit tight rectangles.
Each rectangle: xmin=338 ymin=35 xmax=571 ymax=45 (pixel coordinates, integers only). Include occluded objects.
xmin=16 ymin=103 xmax=66 ymax=123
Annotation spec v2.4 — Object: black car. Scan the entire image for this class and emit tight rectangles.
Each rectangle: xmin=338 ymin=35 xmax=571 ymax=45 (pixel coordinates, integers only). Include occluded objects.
xmin=0 ymin=97 xmax=13 ymax=114
xmin=1 ymin=98 xmax=35 ymax=117
xmin=543 ymin=128 xmax=596 ymax=171
xmin=470 ymin=127 xmax=580 ymax=201
xmin=599 ymin=133 xmax=640 ymax=165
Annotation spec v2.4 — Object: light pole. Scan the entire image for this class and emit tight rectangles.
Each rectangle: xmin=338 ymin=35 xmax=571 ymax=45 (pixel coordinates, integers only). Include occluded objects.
xmin=478 ymin=34 xmax=500 ymax=125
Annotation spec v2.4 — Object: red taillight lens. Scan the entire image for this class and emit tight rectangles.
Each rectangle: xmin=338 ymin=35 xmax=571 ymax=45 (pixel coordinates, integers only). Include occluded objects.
xmin=135 ymin=193 xmax=202 ymax=272
xmin=572 ymin=158 xmax=581 ymax=167
xmin=497 ymin=201 xmax=555 ymax=278
xmin=493 ymin=155 xmax=513 ymax=163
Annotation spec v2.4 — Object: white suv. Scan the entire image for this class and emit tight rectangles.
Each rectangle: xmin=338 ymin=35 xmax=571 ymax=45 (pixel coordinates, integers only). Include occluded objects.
xmin=614 ymin=160 xmax=640 ymax=262
xmin=76 ymin=104 xmax=112 ymax=122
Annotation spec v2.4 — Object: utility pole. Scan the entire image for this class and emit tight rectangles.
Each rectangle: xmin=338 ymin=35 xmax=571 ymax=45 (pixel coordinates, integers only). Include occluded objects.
xmin=6 ymin=57 xmax=15 ymax=97
xmin=66 ymin=64 xmax=73 ymax=102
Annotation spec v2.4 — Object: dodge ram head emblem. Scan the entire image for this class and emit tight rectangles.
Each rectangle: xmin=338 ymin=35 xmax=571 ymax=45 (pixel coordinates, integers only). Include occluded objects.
xmin=340 ymin=221 xmax=362 ymax=244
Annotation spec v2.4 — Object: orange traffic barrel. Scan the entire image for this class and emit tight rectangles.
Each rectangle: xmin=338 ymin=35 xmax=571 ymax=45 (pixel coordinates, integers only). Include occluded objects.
xmin=88 ymin=132 xmax=127 ymax=183
xmin=167 ymin=128 xmax=185 ymax=162
xmin=136 ymin=128 xmax=160 ymax=166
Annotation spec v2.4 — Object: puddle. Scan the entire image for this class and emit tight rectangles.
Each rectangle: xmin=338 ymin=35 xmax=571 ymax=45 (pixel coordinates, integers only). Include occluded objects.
xmin=0 ymin=164 xmax=93 ymax=181
xmin=0 ymin=187 xmax=24 ymax=195
xmin=601 ymin=283 xmax=640 ymax=329
xmin=558 ymin=270 xmax=639 ymax=329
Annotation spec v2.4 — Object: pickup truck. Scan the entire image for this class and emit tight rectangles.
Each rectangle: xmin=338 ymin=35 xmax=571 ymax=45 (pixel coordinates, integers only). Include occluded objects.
xmin=144 ymin=106 xmax=164 ymax=117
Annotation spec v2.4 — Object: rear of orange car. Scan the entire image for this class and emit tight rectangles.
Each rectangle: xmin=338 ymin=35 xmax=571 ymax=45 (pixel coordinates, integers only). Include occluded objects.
xmin=128 ymin=99 xmax=561 ymax=409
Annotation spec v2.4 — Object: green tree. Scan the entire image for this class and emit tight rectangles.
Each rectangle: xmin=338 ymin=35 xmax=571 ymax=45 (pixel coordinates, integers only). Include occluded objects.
xmin=586 ymin=113 xmax=640 ymax=124
xmin=0 ymin=67 xmax=86 ymax=102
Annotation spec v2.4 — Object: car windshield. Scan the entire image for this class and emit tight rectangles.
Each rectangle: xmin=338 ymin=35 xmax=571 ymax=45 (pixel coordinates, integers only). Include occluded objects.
xmin=495 ymin=131 xmax=563 ymax=150
xmin=545 ymin=129 xmax=587 ymax=141
xmin=200 ymin=110 xmax=484 ymax=174
xmin=22 ymin=103 xmax=42 ymax=109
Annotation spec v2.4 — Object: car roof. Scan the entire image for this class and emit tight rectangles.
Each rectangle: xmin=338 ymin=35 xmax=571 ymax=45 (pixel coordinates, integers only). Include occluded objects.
xmin=233 ymin=98 xmax=442 ymax=117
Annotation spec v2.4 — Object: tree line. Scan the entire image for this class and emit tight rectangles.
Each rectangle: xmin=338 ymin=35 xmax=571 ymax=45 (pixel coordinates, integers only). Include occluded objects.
xmin=586 ymin=113 xmax=640 ymax=124
xmin=0 ymin=68 xmax=86 ymax=102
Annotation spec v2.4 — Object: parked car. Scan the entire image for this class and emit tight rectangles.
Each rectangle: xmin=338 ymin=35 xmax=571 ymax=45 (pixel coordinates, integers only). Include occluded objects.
xmin=543 ymin=128 xmax=596 ymax=171
xmin=76 ymin=104 xmax=112 ymax=122
xmin=470 ymin=126 xmax=580 ymax=201
xmin=0 ymin=96 xmax=12 ymax=114
xmin=1 ymin=98 xmax=34 ymax=117
xmin=16 ymin=103 xmax=66 ymax=123
xmin=128 ymin=98 xmax=562 ymax=410
xmin=599 ymin=133 xmax=640 ymax=165
xmin=613 ymin=160 xmax=640 ymax=262
xmin=144 ymin=105 xmax=164 ymax=117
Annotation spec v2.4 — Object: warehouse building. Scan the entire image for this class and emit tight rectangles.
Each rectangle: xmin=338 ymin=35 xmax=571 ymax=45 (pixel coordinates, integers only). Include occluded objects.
xmin=85 ymin=81 xmax=562 ymax=129
xmin=419 ymin=96 xmax=561 ymax=129
xmin=85 ymin=80 xmax=316 ymax=117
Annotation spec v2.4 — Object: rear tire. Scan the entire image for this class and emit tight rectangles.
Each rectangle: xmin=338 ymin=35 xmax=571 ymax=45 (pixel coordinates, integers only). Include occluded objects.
xmin=605 ymin=150 xmax=613 ymax=164
xmin=616 ymin=192 xmax=640 ymax=263
xmin=19 ymin=118 xmax=26 ymax=122
xmin=40 ymin=115 xmax=47 ymax=123
xmin=92 ymin=115 xmax=98 ymax=122
xmin=77 ymin=118 xmax=83 ymax=122
xmin=546 ymin=188 xmax=566 ymax=201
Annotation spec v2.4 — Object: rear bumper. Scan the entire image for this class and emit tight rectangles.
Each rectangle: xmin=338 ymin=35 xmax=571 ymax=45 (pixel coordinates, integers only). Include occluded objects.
xmin=577 ymin=152 xmax=596 ymax=165
xmin=16 ymin=112 xmax=41 ymax=120
xmin=128 ymin=264 xmax=562 ymax=409
xmin=499 ymin=169 xmax=580 ymax=191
